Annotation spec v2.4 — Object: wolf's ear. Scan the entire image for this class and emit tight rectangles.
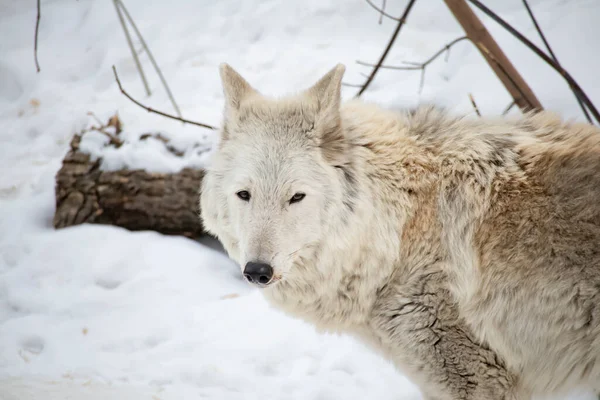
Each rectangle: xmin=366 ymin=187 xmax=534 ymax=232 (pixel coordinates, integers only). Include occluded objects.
xmin=305 ymin=64 xmax=348 ymax=164
xmin=305 ymin=64 xmax=345 ymax=113
xmin=219 ymin=63 xmax=256 ymax=111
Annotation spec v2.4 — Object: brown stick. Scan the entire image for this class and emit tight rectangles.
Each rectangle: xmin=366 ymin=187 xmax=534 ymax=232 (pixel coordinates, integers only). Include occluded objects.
xmin=34 ymin=0 xmax=41 ymax=72
xmin=443 ymin=0 xmax=542 ymax=112
xmin=355 ymin=0 xmax=418 ymax=97
xmin=475 ymin=42 xmax=534 ymax=115
xmin=467 ymin=0 xmax=599 ymax=125
xmin=112 ymin=66 xmax=216 ymax=130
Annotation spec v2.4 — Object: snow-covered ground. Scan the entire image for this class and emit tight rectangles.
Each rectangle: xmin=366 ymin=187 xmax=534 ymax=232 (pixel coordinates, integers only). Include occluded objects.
xmin=1 ymin=0 xmax=599 ymax=399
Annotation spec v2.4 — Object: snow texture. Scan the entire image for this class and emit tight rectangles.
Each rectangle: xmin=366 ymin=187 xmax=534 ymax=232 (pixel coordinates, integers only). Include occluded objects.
xmin=0 ymin=0 xmax=599 ymax=399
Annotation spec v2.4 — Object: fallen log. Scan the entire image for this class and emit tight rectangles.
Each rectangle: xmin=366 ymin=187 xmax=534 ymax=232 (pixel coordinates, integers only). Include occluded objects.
xmin=53 ymin=133 xmax=205 ymax=237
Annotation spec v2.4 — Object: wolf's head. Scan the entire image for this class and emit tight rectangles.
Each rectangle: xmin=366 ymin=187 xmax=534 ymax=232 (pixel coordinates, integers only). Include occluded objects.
xmin=200 ymin=63 xmax=354 ymax=288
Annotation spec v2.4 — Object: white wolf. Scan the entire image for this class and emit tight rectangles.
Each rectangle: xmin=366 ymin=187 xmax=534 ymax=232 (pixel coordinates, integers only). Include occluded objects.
xmin=199 ymin=63 xmax=600 ymax=400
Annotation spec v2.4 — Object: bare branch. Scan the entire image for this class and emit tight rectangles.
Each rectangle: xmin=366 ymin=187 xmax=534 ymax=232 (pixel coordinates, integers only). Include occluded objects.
xmin=364 ymin=0 xmax=402 ymax=22
xmin=113 ymin=0 xmax=151 ymax=96
xmin=116 ymin=0 xmax=183 ymax=119
xmin=356 ymin=0 xmax=418 ymax=97
xmin=521 ymin=0 xmax=591 ymax=124
xmin=417 ymin=68 xmax=425 ymax=94
xmin=86 ymin=111 xmax=105 ymax=127
xmin=414 ymin=36 xmax=470 ymax=68
xmin=468 ymin=93 xmax=481 ymax=117
xmin=357 ymin=35 xmax=533 ymax=114
xmin=357 ymin=36 xmax=468 ymax=94
xmin=112 ymin=66 xmax=216 ymax=130
xmin=521 ymin=0 xmax=556 ymax=61
xmin=357 ymin=36 xmax=468 ymax=70
xmin=378 ymin=0 xmax=386 ymax=24
xmin=85 ymin=112 xmax=124 ymax=147
xmin=34 ymin=0 xmax=41 ymax=72
xmin=342 ymin=82 xmax=365 ymax=88
xmin=467 ymin=0 xmax=599 ymax=125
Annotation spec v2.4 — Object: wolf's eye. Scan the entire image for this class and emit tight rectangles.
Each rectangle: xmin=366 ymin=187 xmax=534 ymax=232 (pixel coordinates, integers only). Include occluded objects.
xmin=289 ymin=192 xmax=306 ymax=204
xmin=236 ymin=190 xmax=251 ymax=201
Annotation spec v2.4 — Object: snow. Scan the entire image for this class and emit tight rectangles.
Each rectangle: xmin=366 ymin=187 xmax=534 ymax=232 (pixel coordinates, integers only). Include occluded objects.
xmin=77 ymin=127 xmax=214 ymax=173
xmin=0 ymin=0 xmax=599 ymax=399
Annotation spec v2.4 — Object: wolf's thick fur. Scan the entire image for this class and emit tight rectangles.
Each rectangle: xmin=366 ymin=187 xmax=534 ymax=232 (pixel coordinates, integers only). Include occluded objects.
xmin=199 ymin=64 xmax=600 ymax=399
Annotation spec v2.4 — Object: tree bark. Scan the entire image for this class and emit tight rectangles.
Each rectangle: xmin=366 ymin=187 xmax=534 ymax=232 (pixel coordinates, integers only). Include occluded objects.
xmin=53 ymin=134 xmax=205 ymax=237
xmin=444 ymin=0 xmax=543 ymax=112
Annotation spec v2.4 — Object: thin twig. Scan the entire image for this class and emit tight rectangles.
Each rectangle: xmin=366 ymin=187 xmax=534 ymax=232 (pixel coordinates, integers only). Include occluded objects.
xmin=356 ymin=0 xmax=418 ymax=97
xmin=112 ymin=66 xmax=216 ymax=130
xmin=467 ymin=0 xmax=599 ymax=125
xmin=113 ymin=0 xmax=151 ymax=96
xmin=417 ymin=68 xmax=426 ymax=94
xmin=34 ymin=0 xmax=41 ymax=72
xmin=357 ymin=36 xmax=468 ymax=94
xmin=357 ymin=35 xmax=532 ymax=114
xmin=502 ymin=101 xmax=516 ymax=115
xmin=468 ymin=93 xmax=481 ymax=116
xmin=357 ymin=36 xmax=468 ymax=70
xmin=521 ymin=0 xmax=556 ymax=61
xmin=85 ymin=112 xmax=124 ymax=147
xmin=342 ymin=82 xmax=365 ymax=88
xmin=90 ymin=126 xmax=123 ymax=147
xmin=86 ymin=111 xmax=105 ymax=127
xmin=378 ymin=0 xmax=387 ymax=24
xmin=521 ymin=0 xmax=591 ymax=124
xmin=364 ymin=0 xmax=402 ymax=22
xmin=116 ymin=0 xmax=182 ymax=119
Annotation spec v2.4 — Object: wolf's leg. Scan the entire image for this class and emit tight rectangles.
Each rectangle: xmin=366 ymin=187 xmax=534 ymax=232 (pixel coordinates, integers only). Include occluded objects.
xmin=394 ymin=322 xmax=527 ymax=400
xmin=371 ymin=278 xmax=528 ymax=400
xmin=413 ymin=355 xmax=527 ymax=400
xmin=422 ymin=388 xmax=530 ymax=400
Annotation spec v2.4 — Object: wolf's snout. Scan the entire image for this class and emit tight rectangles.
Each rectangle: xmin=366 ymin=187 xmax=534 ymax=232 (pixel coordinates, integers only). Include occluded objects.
xmin=243 ymin=262 xmax=274 ymax=286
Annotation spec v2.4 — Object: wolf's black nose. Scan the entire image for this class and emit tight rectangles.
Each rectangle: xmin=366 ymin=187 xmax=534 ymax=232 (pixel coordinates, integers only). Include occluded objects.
xmin=243 ymin=262 xmax=273 ymax=285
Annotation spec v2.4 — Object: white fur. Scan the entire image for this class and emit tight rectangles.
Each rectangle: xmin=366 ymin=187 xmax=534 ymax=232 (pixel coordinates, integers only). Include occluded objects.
xmin=200 ymin=64 xmax=600 ymax=399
